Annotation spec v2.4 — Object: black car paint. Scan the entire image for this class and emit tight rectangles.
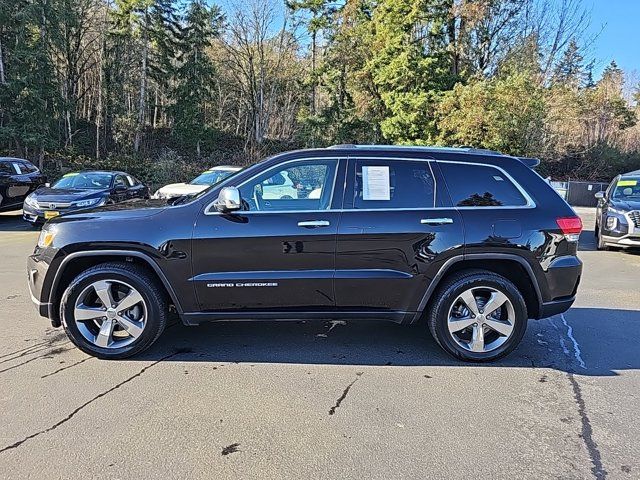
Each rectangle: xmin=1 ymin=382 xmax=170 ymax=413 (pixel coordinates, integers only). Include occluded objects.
xmin=27 ymin=147 xmax=582 ymax=328
xmin=0 ymin=158 xmax=47 ymax=212
xmin=22 ymin=171 xmax=149 ymax=225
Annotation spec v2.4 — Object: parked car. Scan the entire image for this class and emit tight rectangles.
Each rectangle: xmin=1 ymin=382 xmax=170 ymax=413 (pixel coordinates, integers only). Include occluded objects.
xmin=28 ymin=145 xmax=583 ymax=361
xmin=0 ymin=157 xmax=47 ymax=212
xmin=153 ymin=166 xmax=241 ymax=199
xmin=23 ymin=170 xmax=149 ymax=226
xmin=594 ymin=169 xmax=640 ymax=250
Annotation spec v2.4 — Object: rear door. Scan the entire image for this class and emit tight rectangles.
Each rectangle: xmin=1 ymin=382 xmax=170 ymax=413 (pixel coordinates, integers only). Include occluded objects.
xmin=334 ymin=157 xmax=464 ymax=316
xmin=191 ymin=157 xmax=345 ymax=312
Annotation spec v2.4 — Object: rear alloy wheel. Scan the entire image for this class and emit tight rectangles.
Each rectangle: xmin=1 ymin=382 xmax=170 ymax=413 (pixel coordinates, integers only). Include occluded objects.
xmin=428 ymin=271 xmax=527 ymax=362
xmin=61 ymin=262 xmax=167 ymax=359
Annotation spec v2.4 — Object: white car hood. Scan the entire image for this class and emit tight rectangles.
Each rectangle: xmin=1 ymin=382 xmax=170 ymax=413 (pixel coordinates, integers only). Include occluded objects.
xmin=154 ymin=183 xmax=208 ymax=198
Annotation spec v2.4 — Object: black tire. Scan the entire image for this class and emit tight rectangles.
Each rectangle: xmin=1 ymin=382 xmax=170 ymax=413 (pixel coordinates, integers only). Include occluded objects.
xmin=596 ymin=227 xmax=609 ymax=251
xmin=60 ymin=262 xmax=168 ymax=359
xmin=427 ymin=270 xmax=528 ymax=362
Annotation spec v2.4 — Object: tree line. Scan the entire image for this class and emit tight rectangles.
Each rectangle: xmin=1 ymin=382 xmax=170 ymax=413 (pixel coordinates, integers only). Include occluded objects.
xmin=1 ymin=0 xmax=639 ymax=185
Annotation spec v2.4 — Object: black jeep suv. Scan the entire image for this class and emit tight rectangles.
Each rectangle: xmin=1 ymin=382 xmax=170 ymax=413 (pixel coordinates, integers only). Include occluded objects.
xmin=27 ymin=145 xmax=583 ymax=361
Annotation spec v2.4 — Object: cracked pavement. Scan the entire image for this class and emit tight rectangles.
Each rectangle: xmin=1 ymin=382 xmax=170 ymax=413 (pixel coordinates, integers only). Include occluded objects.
xmin=0 ymin=208 xmax=639 ymax=479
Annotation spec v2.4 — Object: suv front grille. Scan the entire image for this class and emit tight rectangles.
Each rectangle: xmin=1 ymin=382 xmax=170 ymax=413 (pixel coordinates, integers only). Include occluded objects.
xmin=629 ymin=210 xmax=640 ymax=228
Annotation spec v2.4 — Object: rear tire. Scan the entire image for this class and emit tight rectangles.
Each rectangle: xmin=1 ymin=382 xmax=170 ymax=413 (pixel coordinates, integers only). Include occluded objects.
xmin=427 ymin=270 xmax=527 ymax=362
xmin=60 ymin=262 xmax=168 ymax=359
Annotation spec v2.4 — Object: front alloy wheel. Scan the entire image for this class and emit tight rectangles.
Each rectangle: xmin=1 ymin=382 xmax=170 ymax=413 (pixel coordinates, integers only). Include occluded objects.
xmin=61 ymin=262 xmax=168 ymax=359
xmin=74 ymin=279 xmax=147 ymax=349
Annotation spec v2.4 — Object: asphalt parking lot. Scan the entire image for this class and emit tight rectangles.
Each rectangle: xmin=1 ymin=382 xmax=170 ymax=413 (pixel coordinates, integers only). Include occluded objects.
xmin=0 ymin=207 xmax=638 ymax=479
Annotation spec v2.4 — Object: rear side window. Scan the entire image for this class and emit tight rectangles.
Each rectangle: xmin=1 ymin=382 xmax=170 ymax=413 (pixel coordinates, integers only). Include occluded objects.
xmin=351 ymin=159 xmax=435 ymax=209
xmin=439 ymin=162 xmax=528 ymax=207
xmin=0 ymin=162 xmax=14 ymax=175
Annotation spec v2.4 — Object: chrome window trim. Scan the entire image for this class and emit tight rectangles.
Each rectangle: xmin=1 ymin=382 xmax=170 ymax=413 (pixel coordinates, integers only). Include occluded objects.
xmin=204 ymin=157 xmax=342 ymax=215
xmin=203 ymin=155 xmax=536 ymax=215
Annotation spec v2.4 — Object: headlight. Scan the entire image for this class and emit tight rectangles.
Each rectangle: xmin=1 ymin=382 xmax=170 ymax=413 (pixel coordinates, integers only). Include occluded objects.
xmin=606 ymin=216 xmax=618 ymax=230
xmin=37 ymin=227 xmax=56 ymax=249
xmin=24 ymin=195 xmax=39 ymax=209
xmin=73 ymin=197 xmax=103 ymax=208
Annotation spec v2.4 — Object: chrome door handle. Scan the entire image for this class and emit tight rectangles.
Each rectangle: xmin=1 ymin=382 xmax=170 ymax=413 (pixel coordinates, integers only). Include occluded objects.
xmin=298 ymin=220 xmax=330 ymax=228
xmin=421 ymin=218 xmax=453 ymax=225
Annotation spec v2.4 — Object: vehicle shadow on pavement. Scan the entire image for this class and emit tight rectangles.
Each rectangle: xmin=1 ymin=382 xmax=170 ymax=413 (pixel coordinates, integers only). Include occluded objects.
xmin=0 ymin=211 xmax=35 ymax=232
xmin=578 ymin=229 xmax=597 ymax=251
xmin=130 ymin=307 xmax=639 ymax=376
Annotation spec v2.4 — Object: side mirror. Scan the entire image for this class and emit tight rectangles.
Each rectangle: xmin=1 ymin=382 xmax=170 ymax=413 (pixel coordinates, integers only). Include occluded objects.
xmin=215 ymin=186 xmax=242 ymax=212
xmin=594 ymin=191 xmax=605 ymax=199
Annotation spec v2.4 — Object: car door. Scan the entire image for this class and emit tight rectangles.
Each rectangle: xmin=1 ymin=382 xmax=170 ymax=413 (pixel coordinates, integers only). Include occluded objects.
xmin=191 ymin=157 xmax=345 ymax=313
xmin=112 ymin=174 xmax=129 ymax=202
xmin=4 ymin=161 xmax=34 ymax=206
xmin=334 ymin=157 xmax=464 ymax=317
xmin=125 ymin=174 xmax=147 ymax=199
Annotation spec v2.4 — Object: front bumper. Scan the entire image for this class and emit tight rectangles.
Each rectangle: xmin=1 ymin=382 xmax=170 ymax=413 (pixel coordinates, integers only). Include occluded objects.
xmin=601 ymin=210 xmax=640 ymax=247
xmin=22 ymin=203 xmax=102 ymax=224
xmin=27 ymin=253 xmax=57 ymax=324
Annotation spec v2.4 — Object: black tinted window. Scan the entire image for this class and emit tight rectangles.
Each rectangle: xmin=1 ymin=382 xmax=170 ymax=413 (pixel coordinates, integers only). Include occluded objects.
xmin=439 ymin=162 xmax=528 ymax=207
xmin=351 ymin=159 xmax=435 ymax=209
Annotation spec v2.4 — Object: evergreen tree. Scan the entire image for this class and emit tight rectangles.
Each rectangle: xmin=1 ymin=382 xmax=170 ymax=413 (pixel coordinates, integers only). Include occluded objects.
xmin=170 ymin=0 xmax=222 ymax=155
xmin=553 ymin=39 xmax=585 ymax=87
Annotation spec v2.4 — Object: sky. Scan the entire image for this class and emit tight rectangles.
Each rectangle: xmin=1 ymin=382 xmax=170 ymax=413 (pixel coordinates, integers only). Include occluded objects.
xmin=585 ymin=0 xmax=640 ymax=77
xmin=212 ymin=0 xmax=640 ymax=80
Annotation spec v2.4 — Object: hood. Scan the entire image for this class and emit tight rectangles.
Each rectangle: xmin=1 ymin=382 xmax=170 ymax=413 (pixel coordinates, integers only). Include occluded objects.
xmin=48 ymin=198 xmax=167 ymax=224
xmin=611 ymin=199 xmax=640 ymax=211
xmin=31 ymin=187 xmax=108 ymax=203
xmin=154 ymin=183 xmax=208 ymax=198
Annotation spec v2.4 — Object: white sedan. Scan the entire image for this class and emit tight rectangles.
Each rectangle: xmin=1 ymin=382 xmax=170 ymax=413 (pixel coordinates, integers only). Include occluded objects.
xmin=153 ymin=166 xmax=241 ymax=200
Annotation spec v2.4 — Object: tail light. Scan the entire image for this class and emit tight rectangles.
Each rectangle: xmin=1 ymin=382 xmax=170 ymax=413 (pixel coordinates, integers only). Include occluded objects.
xmin=556 ymin=216 xmax=582 ymax=242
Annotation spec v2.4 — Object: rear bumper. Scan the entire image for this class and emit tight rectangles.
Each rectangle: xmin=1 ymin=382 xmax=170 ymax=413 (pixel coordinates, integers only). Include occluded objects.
xmin=535 ymin=255 xmax=581 ymax=319
xmin=539 ymin=297 xmax=575 ymax=318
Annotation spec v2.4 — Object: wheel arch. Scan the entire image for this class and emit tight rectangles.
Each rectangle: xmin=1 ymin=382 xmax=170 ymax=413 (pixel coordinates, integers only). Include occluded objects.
xmin=414 ymin=253 xmax=542 ymax=323
xmin=48 ymin=250 xmax=183 ymax=327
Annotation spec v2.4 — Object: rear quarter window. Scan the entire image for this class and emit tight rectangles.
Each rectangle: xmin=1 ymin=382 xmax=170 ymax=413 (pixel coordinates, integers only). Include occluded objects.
xmin=439 ymin=162 xmax=528 ymax=207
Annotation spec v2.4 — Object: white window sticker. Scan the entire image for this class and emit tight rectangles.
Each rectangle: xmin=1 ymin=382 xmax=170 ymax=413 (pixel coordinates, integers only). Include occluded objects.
xmin=362 ymin=166 xmax=390 ymax=201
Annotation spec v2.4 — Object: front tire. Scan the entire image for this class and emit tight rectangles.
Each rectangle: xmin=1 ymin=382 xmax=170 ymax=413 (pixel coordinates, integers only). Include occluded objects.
xmin=427 ymin=270 xmax=527 ymax=362
xmin=596 ymin=227 xmax=609 ymax=251
xmin=60 ymin=262 xmax=168 ymax=359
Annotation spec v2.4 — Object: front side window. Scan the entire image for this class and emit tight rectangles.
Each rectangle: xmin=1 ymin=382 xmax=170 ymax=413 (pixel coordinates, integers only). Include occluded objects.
xmin=350 ymin=159 xmax=435 ymax=209
xmin=114 ymin=175 xmax=128 ymax=189
xmin=238 ymin=159 xmax=338 ymax=211
xmin=439 ymin=162 xmax=528 ymax=207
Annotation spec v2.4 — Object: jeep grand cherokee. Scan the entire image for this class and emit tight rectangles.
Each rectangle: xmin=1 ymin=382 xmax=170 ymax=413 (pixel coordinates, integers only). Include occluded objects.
xmin=27 ymin=145 xmax=583 ymax=361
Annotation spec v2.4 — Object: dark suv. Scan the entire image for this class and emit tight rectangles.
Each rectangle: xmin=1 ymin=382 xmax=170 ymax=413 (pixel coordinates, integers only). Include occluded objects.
xmin=27 ymin=146 xmax=583 ymax=361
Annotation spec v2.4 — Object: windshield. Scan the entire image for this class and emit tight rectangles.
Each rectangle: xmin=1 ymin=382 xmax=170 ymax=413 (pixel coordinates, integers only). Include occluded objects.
xmin=190 ymin=170 xmax=237 ymax=186
xmin=612 ymin=178 xmax=640 ymax=199
xmin=53 ymin=172 xmax=113 ymax=190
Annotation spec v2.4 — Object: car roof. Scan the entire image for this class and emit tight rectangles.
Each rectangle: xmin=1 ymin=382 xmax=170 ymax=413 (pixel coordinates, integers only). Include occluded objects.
xmin=0 ymin=157 xmax=31 ymax=163
xmin=72 ymin=170 xmax=122 ymax=175
xmin=622 ymin=169 xmax=640 ymax=177
xmin=294 ymin=144 xmax=541 ymax=168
